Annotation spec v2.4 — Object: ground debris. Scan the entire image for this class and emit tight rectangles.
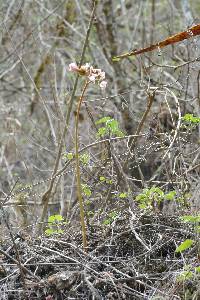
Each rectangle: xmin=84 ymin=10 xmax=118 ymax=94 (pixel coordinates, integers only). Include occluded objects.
xmin=0 ymin=211 xmax=199 ymax=299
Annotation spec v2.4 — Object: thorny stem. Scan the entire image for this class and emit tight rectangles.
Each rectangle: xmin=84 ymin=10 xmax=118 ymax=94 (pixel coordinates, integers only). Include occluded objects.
xmin=75 ymin=80 xmax=90 ymax=251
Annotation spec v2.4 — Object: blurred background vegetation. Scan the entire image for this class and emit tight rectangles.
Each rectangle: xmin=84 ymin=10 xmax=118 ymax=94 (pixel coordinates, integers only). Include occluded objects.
xmin=0 ymin=0 xmax=200 ymax=229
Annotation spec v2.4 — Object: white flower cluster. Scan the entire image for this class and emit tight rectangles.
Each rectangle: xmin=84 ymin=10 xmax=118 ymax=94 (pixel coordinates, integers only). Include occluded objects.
xmin=69 ymin=63 xmax=107 ymax=89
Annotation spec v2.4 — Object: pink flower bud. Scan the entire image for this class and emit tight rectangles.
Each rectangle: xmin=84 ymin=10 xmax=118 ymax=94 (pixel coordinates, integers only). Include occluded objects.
xmin=69 ymin=62 xmax=107 ymax=89
xmin=99 ymin=80 xmax=107 ymax=89
xmin=88 ymin=75 xmax=96 ymax=82
xmin=69 ymin=63 xmax=79 ymax=72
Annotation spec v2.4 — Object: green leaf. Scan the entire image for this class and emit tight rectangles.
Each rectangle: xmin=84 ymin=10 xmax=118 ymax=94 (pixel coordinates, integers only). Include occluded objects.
xmin=99 ymin=176 xmax=106 ymax=182
xmin=182 ymin=113 xmax=200 ymax=124
xmin=115 ymin=130 xmax=124 ymax=137
xmin=119 ymin=192 xmax=127 ymax=199
xmin=85 ymin=200 xmax=91 ymax=205
xmin=45 ymin=228 xmax=55 ymax=235
xmin=165 ymin=191 xmax=176 ymax=200
xmin=66 ymin=152 xmax=74 ymax=160
xmin=103 ymin=218 xmax=111 ymax=225
xmin=103 ymin=212 xmax=118 ymax=225
xmin=151 ymin=186 xmax=164 ymax=197
xmin=136 ymin=194 xmax=146 ymax=201
xmin=96 ymin=116 xmax=111 ymax=125
xmin=81 ymin=184 xmax=92 ymax=197
xmin=106 ymin=119 xmax=119 ymax=132
xmin=139 ymin=203 xmax=151 ymax=210
xmin=96 ymin=117 xmax=124 ymax=137
xmin=175 ymin=239 xmax=194 ymax=253
xmin=48 ymin=214 xmax=64 ymax=224
xmin=97 ymin=127 xmax=107 ymax=137
xmin=80 ymin=153 xmax=90 ymax=165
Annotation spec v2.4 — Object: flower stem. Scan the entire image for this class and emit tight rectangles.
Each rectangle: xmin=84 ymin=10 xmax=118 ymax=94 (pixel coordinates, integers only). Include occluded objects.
xmin=75 ymin=80 xmax=89 ymax=251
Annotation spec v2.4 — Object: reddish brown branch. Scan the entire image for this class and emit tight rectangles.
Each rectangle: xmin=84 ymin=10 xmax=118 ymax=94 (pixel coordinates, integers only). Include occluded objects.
xmin=115 ymin=24 xmax=200 ymax=59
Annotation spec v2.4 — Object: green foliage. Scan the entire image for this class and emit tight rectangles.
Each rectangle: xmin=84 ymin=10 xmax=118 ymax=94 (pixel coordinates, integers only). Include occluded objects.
xmin=63 ymin=152 xmax=74 ymax=160
xmin=80 ymin=153 xmax=90 ymax=165
xmin=135 ymin=186 xmax=176 ymax=210
xmin=118 ymin=192 xmax=127 ymax=199
xmin=81 ymin=184 xmax=92 ymax=197
xmin=63 ymin=152 xmax=90 ymax=164
xmin=182 ymin=113 xmax=200 ymax=124
xmin=96 ymin=116 xmax=124 ymax=138
xmin=97 ymin=127 xmax=107 ymax=137
xmin=96 ymin=116 xmax=112 ymax=124
xmin=103 ymin=211 xmax=118 ymax=225
xmin=99 ymin=176 xmax=106 ymax=182
xmin=85 ymin=199 xmax=91 ymax=205
xmin=176 ymin=265 xmax=200 ymax=283
xmin=176 ymin=214 xmax=200 ymax=260
xmin=176 ymin=270 xmax=194 ymax=282
xmin=180 ymin=215 xmax=200 ymax=224
xmin=87 ymin=210 xmax=94 ymax=217
xmin=165 ymin=190 xmax=176 ymax=200
xmin=99 ymin=176 xmax=112 ymax=184
xmin=180 ymin=214 xmax=200 ymax=232
xmin=181 ymin=114 xmax=200 ymax=131
xmin=45 ymin=228 xmax=63 ymax=235
xmin=175 ymin=239 xmax=194 ymax=253
xmin=45 ymin=214 xmax=67 ymax=235
xmin=48 ymin=214 xmax=64 ymax=223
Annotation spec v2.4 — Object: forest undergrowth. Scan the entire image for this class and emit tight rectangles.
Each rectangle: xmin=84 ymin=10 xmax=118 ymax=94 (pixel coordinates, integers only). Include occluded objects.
xmin=1 ymin=1 xmax=200 ymax=299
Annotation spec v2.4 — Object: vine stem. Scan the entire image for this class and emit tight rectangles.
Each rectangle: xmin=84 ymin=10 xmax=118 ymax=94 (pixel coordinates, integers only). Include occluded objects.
xmin=75 ymin=80 xmax=90 ymax=251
